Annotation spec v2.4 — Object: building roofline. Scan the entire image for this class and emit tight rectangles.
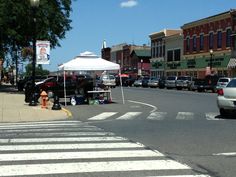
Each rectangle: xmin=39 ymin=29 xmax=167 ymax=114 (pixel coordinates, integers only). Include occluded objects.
xmin=181 ymin=9 xmax=236 ymax=28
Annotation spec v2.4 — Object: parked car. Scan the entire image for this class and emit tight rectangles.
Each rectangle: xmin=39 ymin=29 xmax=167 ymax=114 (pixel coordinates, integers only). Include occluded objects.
xmin=216 ymin=77 xmax=231 ymax=91
xmin=133 ymin=79 xmax=142 ymax=87
xmin=189 ymin=78 xmax=205 ymax=91
xmin=158 ymin=77 xmax=166 ymax=89
xmin=142 ymin=77 xmax=150 ymax=87
xmin=123 ymin=78 xmax=135 ymax=87
xmin=98 ymin=74 xmax=116 ymax=88
xmin=203 ymin=74 xmax=219 ymax=93
xmin=36 ymin=75 xmax=93 ymax=99
xmin=18 ymin=75 xmax=47 ymax=91
xmin=217 ymin=78 xmax=236 ymax=116
xmin=165 ymin=76 xmax=177 ymax=89
xmin=148 ymin=78 xmax=159 ymax=88
xmin=175 ymin=76 xmax=194 ymax=90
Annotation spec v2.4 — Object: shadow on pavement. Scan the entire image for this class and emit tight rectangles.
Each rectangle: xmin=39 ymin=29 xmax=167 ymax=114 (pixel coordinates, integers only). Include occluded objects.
xmin=0 ymin=84 xmax=24 ymax=94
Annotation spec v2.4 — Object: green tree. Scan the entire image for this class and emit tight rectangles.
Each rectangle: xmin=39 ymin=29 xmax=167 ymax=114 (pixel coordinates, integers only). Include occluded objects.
xmin=0 ymin=0 xmax=73 ymax=73
xmin=25 ymin=63 xmax=49 ymax=77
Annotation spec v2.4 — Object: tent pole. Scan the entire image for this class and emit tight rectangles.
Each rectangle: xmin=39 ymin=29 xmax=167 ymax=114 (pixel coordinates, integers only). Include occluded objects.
xmin=119 ymin=69 xmax=125 ymax=104
xmin=64 ymin=70 xmax=67 ymax=106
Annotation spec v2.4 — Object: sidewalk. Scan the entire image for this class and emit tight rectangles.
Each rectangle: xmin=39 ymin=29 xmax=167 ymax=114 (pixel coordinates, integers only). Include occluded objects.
xmin=0 ymin=84 xmax=69 ymax=123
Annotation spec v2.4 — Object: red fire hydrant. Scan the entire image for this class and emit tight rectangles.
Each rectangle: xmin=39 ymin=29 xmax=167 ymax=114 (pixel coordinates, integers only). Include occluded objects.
xmin=40 ymin=91 xmax=48 ymax=109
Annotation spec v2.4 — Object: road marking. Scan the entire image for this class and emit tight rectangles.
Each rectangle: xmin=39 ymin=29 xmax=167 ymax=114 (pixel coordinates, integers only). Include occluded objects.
xmin=88 ymin=112 xmax=118 ymax=120
xmin=0 ymin=150 xmax=164 ymax=161
xmin=176 ymin=112 xmax=194 ymax=120
xmin=0 ymin=142 xmax=146 ymax=151
xmin=0 ymin=123 xmax=93 ymax=130
xmin=206 ymin=112 xmax=222 ymax=120
xmin=147 ymin=175 xmax=211 ymax=177
xmin=3 ymin=131 xmax=115 ymax=137
xmin=0 ymin=120 xmax=82 ymax=126
xmin=128 ymin=100 xmax=157 ymax=113
xmin=0 ymin=160 xmax=190 ymax=176
xmin=0 ymin=136 xmax=128 ymax=143
xmin=116 ymin=112 xmax=142 ymax=120
xmin=213 ymin=152 xmax=236 ymax=156
xmin=0 ymin=127 xmax=101 ymax=133
xmin=147 ymin=112 xmax=167 ymax=120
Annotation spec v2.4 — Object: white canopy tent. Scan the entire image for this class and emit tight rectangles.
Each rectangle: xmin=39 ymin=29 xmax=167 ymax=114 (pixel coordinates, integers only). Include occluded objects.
xmin=58 ymin=51 xmax=125 ymax=105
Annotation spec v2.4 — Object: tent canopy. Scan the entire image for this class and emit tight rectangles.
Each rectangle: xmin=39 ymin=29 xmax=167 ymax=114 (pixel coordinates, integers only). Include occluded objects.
xmin=58 ymin=51 xmax=120 ymax=71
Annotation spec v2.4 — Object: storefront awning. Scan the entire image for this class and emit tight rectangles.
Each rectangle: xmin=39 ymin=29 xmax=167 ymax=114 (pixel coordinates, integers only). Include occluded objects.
xmin=227 ymin=58 xmax=236 ymax=69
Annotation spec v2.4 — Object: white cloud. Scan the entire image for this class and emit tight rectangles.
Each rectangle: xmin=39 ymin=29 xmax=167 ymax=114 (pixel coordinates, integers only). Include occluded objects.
xmin=120 ymin=0 xmax=138 ymax=8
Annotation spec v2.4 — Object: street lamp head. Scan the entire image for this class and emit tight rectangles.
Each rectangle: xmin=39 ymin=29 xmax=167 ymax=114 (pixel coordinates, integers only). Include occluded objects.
xmin=209 ymin=49 xmax=213 ymax=55
xmin=30 ymin=0 xmax=40 ymax=8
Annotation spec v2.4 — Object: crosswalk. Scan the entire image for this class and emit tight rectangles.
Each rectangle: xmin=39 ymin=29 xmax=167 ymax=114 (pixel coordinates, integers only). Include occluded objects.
xmin=87 ymin=111 xmax=222 ymax=121
xmin=0 ymin=120 xmax=210 ymax=177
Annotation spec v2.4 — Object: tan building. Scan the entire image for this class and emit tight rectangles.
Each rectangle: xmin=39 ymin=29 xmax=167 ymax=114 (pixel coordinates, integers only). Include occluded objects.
xmin=149 ymin=29 xmax=182 ymax=77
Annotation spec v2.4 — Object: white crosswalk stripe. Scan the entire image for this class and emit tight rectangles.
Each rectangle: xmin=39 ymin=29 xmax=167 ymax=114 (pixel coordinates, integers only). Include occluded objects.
xmin=147 ymin=112 xmax=167 ymax=120
xmin=176 ymin=112 xmax=194 ymax=120
xmin=88 ymin=112 xmax=118 ymax=120
xmin=0 ymin=120 xmax=210 ymax=176
xmin=87 ymin=111 xmax=222 ymax=121
xmin=116 ymin=112 xmax=142 ymax=120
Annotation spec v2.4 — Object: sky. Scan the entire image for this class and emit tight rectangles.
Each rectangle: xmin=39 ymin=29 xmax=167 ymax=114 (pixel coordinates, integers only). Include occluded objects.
xmin=44 ymin=0 xmax=236 ymax=71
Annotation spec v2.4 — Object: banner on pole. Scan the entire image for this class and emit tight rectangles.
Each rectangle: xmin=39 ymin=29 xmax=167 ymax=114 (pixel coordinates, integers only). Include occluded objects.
xmin=36 ymin=40 xmax=50 ymax=64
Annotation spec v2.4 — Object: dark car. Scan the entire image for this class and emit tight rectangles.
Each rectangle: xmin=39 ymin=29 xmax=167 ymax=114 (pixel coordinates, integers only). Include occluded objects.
xmin=158 ymin=77 xmax=166 ymax=89
xmin=123 ymin=78 xmax=135 ymax=87
xmin=36 ymin=74 xmax=93 ymax=99
xmin=189 ymin=79 xmax=206 ymax=92
xmin=18 ymin=75 xmax=47 ymax=91
xmin=142 ymin=77 xmax=150 ymax=87
xmin=193 ymin=75 xmax=219 ymax=92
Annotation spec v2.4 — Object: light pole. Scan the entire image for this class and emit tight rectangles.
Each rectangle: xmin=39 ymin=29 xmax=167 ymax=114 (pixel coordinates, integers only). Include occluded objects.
xmin=29 ymin=0 xmax=40 ymax=106
xmin=140 ymin=59 xmax=143 ymax=76
xmin=209 ymin=49 xmax=213 ymax=74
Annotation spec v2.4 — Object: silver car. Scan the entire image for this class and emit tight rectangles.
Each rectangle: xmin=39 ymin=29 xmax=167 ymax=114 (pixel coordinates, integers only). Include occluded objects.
xmin=217 ymin=78 xmax=236 ymax=116
xmin=165 ymin=76 xmax=177 ymax=89
xmin=133 ymin=80 xmax=142 ymax=87
xmin=148 ymin=78 xmax=159 ymax=88
xmin=99 ymin=74 xmax=116 ymax=88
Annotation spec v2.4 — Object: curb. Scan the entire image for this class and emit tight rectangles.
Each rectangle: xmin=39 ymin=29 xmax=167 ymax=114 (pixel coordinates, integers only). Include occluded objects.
xmin=61 ymin=107 xmax=72 ymax=118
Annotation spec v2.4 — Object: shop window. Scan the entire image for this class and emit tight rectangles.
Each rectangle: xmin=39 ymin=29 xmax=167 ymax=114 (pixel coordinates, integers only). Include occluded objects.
xmin=226 ymin=29 xmax=231 ymax=47
xmin=217 ymin=31 xmax=222 ymax=48
xmin=174 ymin=49 xmax=181 ymax=61
xmin=186 ymin=37 xmax=190 ymax=52
xmin=163 ymin=45 xmax=165 ymax=57
xmin=167 ymin=50 xmax=173 ymax=62
xmin=200 ymin=34 xmax=204 ymax=50
xmin=209 ymin=32 xmax=214 ymax=49
xmin=156 ymin=45 xmax=159 ymax=58
xmin=193 ymin=36 xmax=197 ymax=51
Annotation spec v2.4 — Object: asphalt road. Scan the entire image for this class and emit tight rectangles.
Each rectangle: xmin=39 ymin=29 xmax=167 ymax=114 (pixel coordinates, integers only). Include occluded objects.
xmin=0 ymin=86 xmax=235 ymax=177
xmin=84 ymin=86 xmax=236 ymax=177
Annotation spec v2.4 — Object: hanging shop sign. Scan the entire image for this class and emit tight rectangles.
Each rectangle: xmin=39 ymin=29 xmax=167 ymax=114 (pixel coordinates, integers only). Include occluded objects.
xmin=36 ymin=40 xmax=50 ymax=64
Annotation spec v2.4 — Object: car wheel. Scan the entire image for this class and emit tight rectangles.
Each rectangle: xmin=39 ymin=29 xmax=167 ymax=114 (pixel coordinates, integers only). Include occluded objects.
xmin=220 ymin=108 xmax=227 ymax=117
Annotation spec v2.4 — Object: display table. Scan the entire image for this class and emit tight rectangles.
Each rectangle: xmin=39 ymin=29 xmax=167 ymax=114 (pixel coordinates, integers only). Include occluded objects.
xmin=87 ymin=89 xmax=112 ymax=102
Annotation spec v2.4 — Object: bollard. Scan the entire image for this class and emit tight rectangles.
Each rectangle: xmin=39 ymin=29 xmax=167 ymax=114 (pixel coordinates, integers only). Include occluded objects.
xmin=40 ymin=91 xmax=48 ymax=109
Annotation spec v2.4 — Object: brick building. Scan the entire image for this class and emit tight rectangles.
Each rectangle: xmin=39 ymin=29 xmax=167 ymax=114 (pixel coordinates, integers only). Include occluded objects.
xmin=102 ymin=43 xmax=151 ymax=77
xmin=181 ymin=9 xmax=236 ymax=78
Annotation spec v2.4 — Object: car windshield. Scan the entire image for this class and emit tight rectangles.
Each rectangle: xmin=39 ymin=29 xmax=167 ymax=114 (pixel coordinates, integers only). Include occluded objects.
xmin=218 ymin=78 xmax=229 ymax=82
xmin=167 ymin=77 xmax=176 ymax=80
xmin=226 ymin=79 xmax=236 ymax=87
